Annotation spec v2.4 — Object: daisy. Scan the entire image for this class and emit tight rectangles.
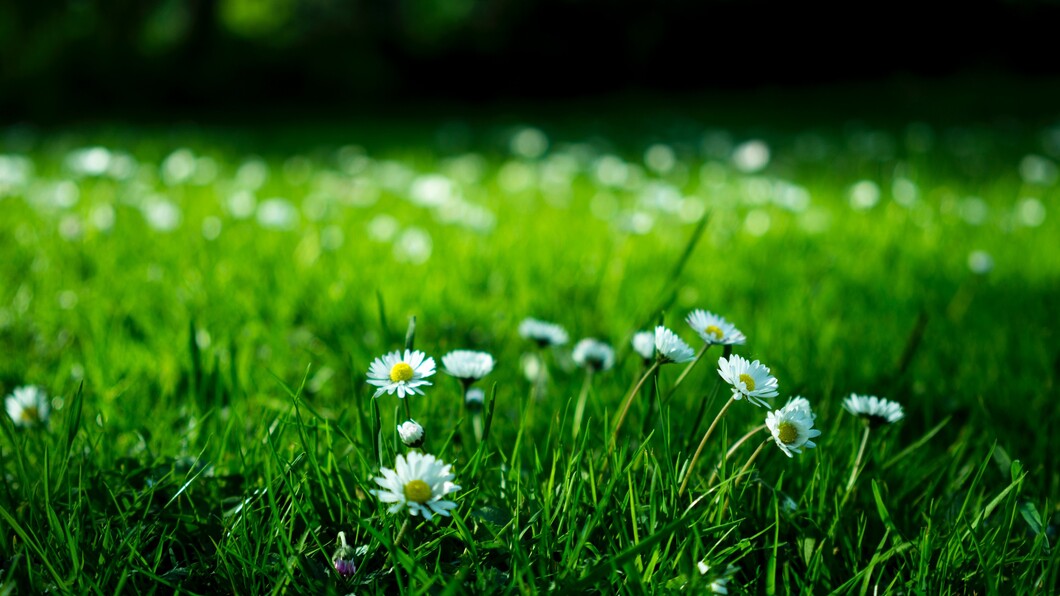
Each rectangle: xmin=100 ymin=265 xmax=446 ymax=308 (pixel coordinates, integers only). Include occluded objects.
xmin=717 ymin=354 xmax=779 ymax=407
xmin=631 ymin=330 xmax=655 ymax=361
xmin=372 ymin=452 xmax=460 ymax=520
xmin=572 ymin=338 xmax=615 ymax=371
xmin=518 ymin=317 xmax=569 ymax=347
xmin=766 ymin=399 xmax=821 ymax=457
xmin=366 ymin=350 xmax=435 ymax=398
xmin=442 ymin=350 xmax=495 ymax=385
xmin=843 ymin=393 xmax=904 ymax=425
xmin=686 ymin=309 xmax=746 ymax=345
xmin=785 ymin=395 xmax=815 ymax=418
xmin=398 ymin=419 xmax=425 ymax=448
xmin=654 ymin=325 xmax=695 ymax=364
xmin=5 ymin=385 xmax=49 ymax=428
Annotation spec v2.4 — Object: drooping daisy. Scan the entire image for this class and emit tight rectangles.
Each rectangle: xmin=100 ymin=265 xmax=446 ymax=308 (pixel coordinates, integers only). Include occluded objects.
xmin=686 ymin=309 xmax=746 ymax=346
xmin=366 ymin=350 xmax=435 ymax=398
xmin=518 ymin=317 xmax=569 ymax=347
xmin=843 ymin=393 xmax=904 ymax=426
xmin=332 ymin=531 xmax=356 ymax=577
xmin=372 ymin=452 xmax=460 ymax=520
xmin=631 ymin=330 xmax=655 ymax=361
xmin=572 ymin=338 xmax=615 ymax=372
xmin=5 ymin=385 xmax=50 ymax=428
xmin=766 ymin=399 xmax=821 ymax=457
xmin=654 ymin=325 xmax=695 ymax=364
xmin=442 ymin=350 xmax=495 ymax=386
xmin=717 ymin=354 xmax=779 ymax=407
xmin=398 ymin=419 xmax=425 ymax=448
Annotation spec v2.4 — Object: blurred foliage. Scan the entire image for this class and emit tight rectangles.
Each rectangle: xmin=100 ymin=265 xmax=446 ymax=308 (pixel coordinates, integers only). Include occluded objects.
xmin=2 ymin=0 xmax=1060 ymax=120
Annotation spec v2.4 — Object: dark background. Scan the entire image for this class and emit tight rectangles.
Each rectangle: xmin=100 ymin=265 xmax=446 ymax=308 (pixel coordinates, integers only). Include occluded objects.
xmin=3 ymin=0 xmax=1060 ymax=122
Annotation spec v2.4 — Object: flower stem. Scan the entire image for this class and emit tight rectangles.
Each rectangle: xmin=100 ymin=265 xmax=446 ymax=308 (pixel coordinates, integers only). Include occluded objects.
xmin=665 ymin=343 xmax=710 ymax=403
xmin=709 ymin=424 xmax=767 ymax=485
xmin=572 ymin=368 xmax=594 ymax=440
xmin=678 ymin=397 xmax=735 ymax=496
xmin=610 ymin=360 xmax=661 ymax=449
xmin=735 ymin=438 xmax=769 ymax=485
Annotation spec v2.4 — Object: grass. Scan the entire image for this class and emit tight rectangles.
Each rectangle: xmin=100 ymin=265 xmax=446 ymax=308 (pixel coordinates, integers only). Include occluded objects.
xmin=0 ymin=113 xmax=1058 ymax=593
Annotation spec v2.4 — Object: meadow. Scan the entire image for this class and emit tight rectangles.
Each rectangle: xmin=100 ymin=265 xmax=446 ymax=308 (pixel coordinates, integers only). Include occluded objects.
xmin=0 ymin=111 xmax=1058 ymax=593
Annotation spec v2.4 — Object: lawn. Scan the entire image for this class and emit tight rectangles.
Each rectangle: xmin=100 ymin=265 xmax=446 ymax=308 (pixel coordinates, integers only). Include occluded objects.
xmin=1 ymin=111 xmax=1057 ymax=593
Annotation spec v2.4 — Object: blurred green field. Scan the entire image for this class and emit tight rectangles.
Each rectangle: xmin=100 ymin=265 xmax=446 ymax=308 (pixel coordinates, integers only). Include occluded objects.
xmin=0 ymin=114 xmax=1057 ymax=593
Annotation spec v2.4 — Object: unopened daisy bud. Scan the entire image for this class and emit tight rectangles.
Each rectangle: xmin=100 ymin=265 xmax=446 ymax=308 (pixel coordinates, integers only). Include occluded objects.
xmin=465 ymin=387 xmax=486 ymax=410
xmin=332 ymin=531 xmax=356 ymax=577
xmin=398 ymin=419 xmax=425 ymax=448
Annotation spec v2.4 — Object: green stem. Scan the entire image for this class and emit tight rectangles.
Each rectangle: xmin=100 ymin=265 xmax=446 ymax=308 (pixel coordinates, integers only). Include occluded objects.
xmin=665 ymin=343 xmax=710 ymax=403
xmin=678 ymin=397 xmax=735 ymax=496
xmin=572 ymin=368 xmax=594 ymax=440
xmin=610 ymin=360 xmax=662 ymax=450
xmin=709 ymin=424 xmax=767 ymax=485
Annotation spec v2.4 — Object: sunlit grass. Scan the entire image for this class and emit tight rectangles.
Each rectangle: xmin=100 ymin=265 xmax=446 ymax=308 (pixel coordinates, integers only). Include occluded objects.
xmin=0 ymin=118 xmax=1057 ymax=593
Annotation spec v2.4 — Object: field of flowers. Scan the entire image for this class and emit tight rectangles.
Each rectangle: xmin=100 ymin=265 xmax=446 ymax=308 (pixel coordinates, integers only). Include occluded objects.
xmin=1 ymin=114 xmax=1057 ymax=593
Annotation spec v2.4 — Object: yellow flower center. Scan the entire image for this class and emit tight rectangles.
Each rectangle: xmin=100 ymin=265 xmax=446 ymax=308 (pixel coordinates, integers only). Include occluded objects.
xmin=739 ymin=373 xmax=755 ymax=391
xmin=20 ymin=406 xmax=39 ymax=423
xmin=403 ymin=479 xmax=432 ymax=504
xmin=705 ymin=325 xmax=723 ymax=340
xmin=390 ymin=362 xmax=414 ymax=383
xmin=777 ymin=421 xmax=799 ymax=444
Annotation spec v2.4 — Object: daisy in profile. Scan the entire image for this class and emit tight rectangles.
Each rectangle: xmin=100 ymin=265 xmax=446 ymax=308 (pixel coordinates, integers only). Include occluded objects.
xmin=717 ymin=354 xmax=779 ymax=407
xmin=367 ymin=350 xmax=435 ymax=398
xmin=518 ymin=317 xmax=569 ymax=347
xmin=653 ymin=325 xmax=695 ymax=364
xmin=843 ymin=394 xmax=904 ymax=426
xmin=442 ymin=350 xmax=494 ymax=388
xmin=766 ymin=398 xmax=821 ymax=457
xmin=5 ymin=385 xmax=50 ymax=428
xmin=631 ymin=330 xmax=655 ymax=362
xmin=686 ymin=310 xmax=746 ymax=346
xmin=572 ymin=338 xmax=615 ymax=372
xmin=372 ymin=452 xmax=460 ymax=520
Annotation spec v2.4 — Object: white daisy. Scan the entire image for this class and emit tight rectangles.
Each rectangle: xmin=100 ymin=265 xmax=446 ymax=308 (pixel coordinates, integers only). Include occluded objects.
xmin=5 ymin=385 xmax=49 ymax=428
xmin=372 ymin=452 xmax=460 ymax=520
xmin=518 ymin=317 xmax=569 ymax=347
xmin=843 ymin=393 xmax=904 ymax=425
xmin=366 ymin=350 xmax=436 ymax=398
xmin=766 ymin=399 xmax=821 ymax=457
xmin=785 ymin=395 xmax=815 ymax=418
xmin=398 ymin=419 xmax=425 ymax=447
xmin=631 ymin=330 xmax=655 ymax=361
xmin=686 ymin=309 xmax=746 ymax=345
xmin=717 ymin=354 xmax=779 ymax=407
xmin=442 ymin=350 xmax=495 ymax=384
xmin=572 ymin=338 xmax=615 ymax=371
xmin=654 ymin=325 xmax=695 ymax=364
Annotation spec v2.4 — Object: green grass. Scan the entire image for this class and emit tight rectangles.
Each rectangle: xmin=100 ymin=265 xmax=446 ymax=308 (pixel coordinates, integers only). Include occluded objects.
xmin=0 ymin=115 xmax=1058 ymax=594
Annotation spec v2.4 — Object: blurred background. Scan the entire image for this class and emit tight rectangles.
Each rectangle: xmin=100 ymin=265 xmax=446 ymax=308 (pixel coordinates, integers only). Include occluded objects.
xmin=4 ymin=0 xmax=1060 ymax=121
